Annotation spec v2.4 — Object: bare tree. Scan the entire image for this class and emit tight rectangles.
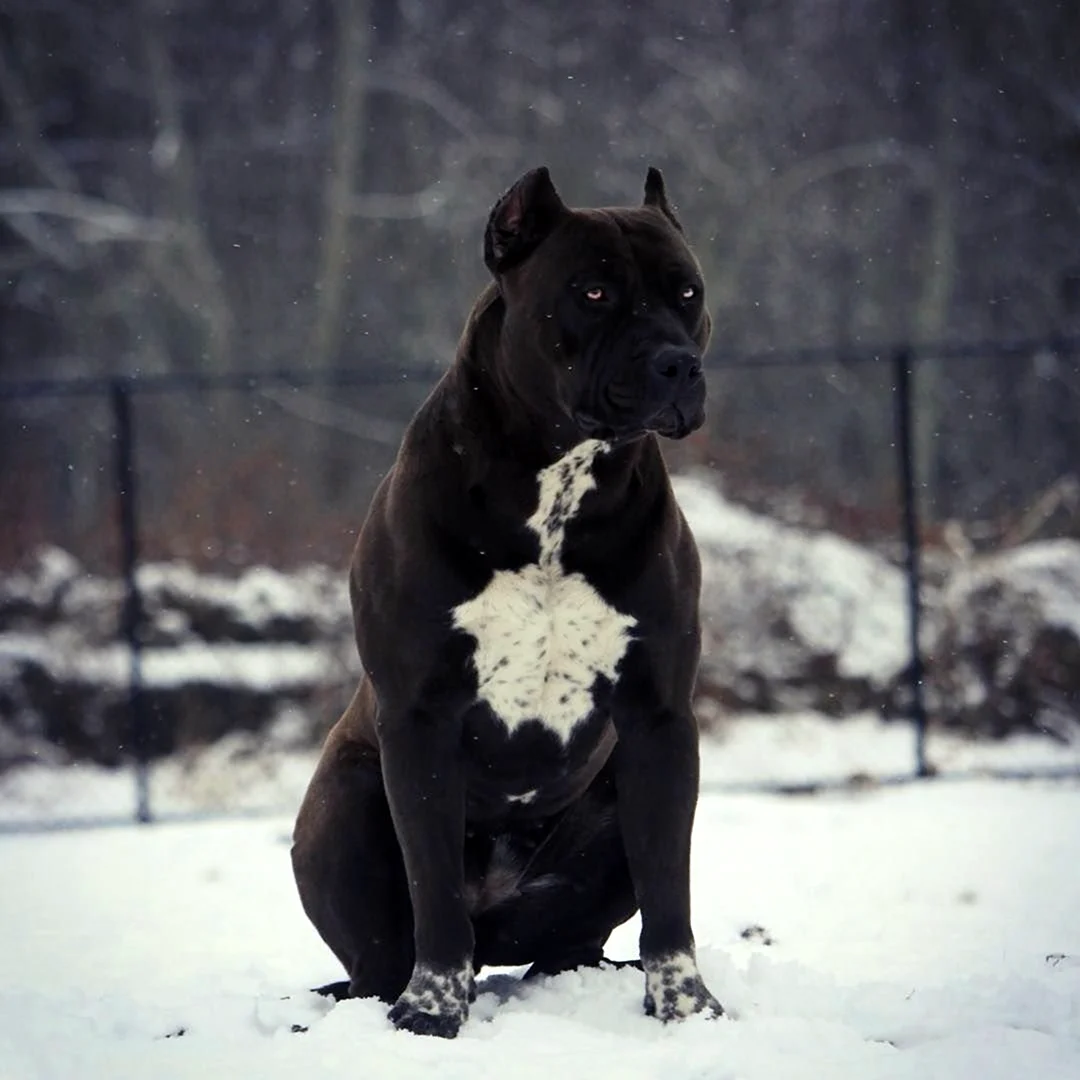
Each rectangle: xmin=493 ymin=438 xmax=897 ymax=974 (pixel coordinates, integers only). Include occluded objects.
xmin=1 ymin=0 xmax=1077 ymax=565
xmin=307 ymin=0 xmax=371 ymax=379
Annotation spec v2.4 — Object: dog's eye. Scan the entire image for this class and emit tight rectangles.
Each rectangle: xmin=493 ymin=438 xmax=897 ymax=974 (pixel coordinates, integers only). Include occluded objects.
xmin=583 ymin=286 xmax=607 ymax=303
xmin=679 ymin=284 xmax=699 ymax=303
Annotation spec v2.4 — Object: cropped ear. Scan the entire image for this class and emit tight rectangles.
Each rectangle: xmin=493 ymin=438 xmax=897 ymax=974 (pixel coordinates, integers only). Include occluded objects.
xmin=643 ymin=166 xmax=682 ymax=232
xmin=484 ymin=167 xmax=568 ymax=275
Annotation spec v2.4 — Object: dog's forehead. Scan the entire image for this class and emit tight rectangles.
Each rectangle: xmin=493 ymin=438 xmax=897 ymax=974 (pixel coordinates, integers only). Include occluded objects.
xmin=552 ymin=207 xmax=695 ymax=275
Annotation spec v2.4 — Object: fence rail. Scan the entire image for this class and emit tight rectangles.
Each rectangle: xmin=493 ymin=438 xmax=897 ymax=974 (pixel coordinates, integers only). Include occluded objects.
xmin=3 ymin=334 xmax=1077 ymax=400
xmin=2 ymin=333 xmax=1079 ymax=829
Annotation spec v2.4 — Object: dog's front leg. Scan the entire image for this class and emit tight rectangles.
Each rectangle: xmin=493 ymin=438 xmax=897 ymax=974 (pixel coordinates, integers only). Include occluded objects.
xmin=614 ymin=706 xmax=723 ymax=1022
xmin=378 ymin=713 xmax=475 ymax=1038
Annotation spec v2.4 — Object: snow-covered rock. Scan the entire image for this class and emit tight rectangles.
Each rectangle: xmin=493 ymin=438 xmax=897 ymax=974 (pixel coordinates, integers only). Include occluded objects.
xmin=137 ymin=562 xmax=350 ymax=645
xmin=4 ymin=490 xmax=1078 ymax=767
xmin=0 ymin=552 xmax=355 ymax=767
xmin=676 ymin=475 xmax=909 ymax=715
xmin=0 ymin=546 xmax=83 ymax=629
xmin=929 ymin=540 xmax=1080 ymax=739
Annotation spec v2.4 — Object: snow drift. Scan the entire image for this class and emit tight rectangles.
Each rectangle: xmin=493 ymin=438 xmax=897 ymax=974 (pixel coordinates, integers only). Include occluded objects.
xmin=2 ymin=479 xmax=1079 ymax=768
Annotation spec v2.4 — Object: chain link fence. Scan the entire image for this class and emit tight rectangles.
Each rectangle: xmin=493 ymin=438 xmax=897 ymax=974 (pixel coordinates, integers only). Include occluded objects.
xmin=1 ymin=335 xmax=1079 ymax=829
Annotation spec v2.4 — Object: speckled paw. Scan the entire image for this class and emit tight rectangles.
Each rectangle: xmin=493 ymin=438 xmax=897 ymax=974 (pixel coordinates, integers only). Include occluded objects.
xmin=387 ymin=961 xmax=474 ymax=1038
xmin=642 ymin=950 xmax=724 ymax=1022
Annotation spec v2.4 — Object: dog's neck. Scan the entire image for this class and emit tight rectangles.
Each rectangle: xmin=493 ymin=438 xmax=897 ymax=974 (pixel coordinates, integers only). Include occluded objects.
xmin=450 ymin=284 xmax=627 ymax=471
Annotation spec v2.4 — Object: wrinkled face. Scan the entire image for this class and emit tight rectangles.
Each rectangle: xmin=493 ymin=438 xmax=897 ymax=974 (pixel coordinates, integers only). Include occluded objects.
xmin=499 ymin=207 xmax=709 ymax=443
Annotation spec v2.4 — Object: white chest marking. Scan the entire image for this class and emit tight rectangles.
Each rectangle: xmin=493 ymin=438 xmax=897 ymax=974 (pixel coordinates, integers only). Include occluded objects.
xmin=452 ymin=439 xmax=637 ymax=743
xmin=506 ymin=789 xmax=538 ymax=805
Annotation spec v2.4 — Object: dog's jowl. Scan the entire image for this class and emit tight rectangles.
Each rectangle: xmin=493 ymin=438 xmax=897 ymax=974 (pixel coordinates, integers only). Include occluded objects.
xmin=292 ymin=166 xmax=723 ymax=1037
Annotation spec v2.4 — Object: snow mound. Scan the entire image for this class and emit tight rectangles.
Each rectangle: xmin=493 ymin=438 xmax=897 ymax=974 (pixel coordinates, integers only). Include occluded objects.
xmin=0 ymin=553 xmax=355 ymax=767
xmin=137 ymin=561 xmax=350 ymax=645
xmin=675 ymin=475 xmax=908 ymax=714
xmin=931 ymin=540 xmax=1080 ymax=739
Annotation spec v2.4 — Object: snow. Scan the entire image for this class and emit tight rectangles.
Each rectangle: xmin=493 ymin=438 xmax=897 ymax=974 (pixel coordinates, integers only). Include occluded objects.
xmin=950 ymin=540 xmax=1080 ymax=639
xmin=933 ymin=539 xmax=1080 ymax=738
xmin=0 ymin=632 xmax=338 ymax=691
xmin=696 ymin=711 xmax=1080 ymax=788
xmin=3 ymin=712 xmax=1080 ymax=826
xmin=0 ymin=548 xmax=351 ymax=658
xmin=3 ymin=499 xmax=1079 ymax=1074
xmin=2 ymin=777 xmax=1079 ymax=1079
xmin=674 ymin=474 xmax=909 ymax=693
xmin=136 ymin=561 xmax=350 ymax=638
xmin=0 ymin=547 xmax=82 ymax=610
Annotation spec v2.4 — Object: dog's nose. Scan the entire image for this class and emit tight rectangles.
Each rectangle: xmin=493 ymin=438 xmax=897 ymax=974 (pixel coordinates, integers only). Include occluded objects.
xmin=650 ymin=347 xmax=703 ymax=386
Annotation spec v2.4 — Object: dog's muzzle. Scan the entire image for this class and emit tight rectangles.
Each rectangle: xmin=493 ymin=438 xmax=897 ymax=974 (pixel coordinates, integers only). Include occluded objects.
xmin=575 ymin=346 xmax=706 ymax=442
xmin=645 ymin=346 xmax=705 ymax=438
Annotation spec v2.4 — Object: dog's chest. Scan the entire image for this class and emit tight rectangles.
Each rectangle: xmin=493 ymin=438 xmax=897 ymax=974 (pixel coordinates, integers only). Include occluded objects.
xmin=452 ymin=440 xmax=636 ymax=743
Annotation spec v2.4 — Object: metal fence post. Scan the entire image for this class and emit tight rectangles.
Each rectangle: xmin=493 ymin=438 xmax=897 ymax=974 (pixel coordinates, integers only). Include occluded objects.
xmin=892 ymin=348 xmax=930 ymax=777
xmin=110 ymin=379 xmax=152 ymax=822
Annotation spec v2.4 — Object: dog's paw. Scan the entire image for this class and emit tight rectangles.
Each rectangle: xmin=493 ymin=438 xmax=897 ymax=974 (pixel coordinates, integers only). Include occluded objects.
xmin=387 ymin=961 xmax=475 ymax=1039
xmin=642 ymin=950 xmax=724 ymax=1023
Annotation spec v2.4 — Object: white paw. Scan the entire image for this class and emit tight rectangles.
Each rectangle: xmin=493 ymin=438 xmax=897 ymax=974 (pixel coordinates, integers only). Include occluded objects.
xmin=643 ymin=950 xmax=723 ymax=1022
xmin=388 ymin=961 xmax=475 ymax=1038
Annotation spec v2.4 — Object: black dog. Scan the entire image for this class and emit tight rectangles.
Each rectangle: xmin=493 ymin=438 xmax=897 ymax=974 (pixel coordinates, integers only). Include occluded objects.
xmin=292 ymin=167 xmax=722 ymax=1038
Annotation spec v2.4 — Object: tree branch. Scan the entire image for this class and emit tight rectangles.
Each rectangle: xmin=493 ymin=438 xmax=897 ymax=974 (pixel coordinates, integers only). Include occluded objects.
xmin=347 ymin=182 xmax=450 ymax=220
xmin=0 ymin=39 xmax=80 ymax=193
xmin=360 ymin=67 xmax=488 ymax=143
xmin=771 ymin=140 xmax=934 ymax=206
xmin=1 ymin=211 xmax=83 ymax=268
xmin=139 ymin=0 xmax=234 ymax=371
xmin=308 ymin=0 xmax=371 ymax=373
xmin=0 ymin=188 xmax=175 ymax=242
xmin=258 ymin=386 xmax=404 ymax=446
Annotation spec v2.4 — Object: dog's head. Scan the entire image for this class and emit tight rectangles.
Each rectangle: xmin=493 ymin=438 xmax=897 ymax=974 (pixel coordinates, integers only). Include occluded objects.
xmin=484 ymin=167 xmax=709 ymax=443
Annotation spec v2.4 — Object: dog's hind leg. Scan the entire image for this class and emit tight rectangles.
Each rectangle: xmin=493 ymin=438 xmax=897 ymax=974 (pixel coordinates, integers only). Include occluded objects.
xmin=292 ymin=729 xmax=414 ymax=1004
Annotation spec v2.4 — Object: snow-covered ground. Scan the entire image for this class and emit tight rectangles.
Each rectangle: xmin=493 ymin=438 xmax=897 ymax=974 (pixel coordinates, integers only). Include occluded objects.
xmin=3 ymin=711 xmax=1080 ymax=826
xmin=2 ymin=774 xmax=1078 ymax=1079
xmin=3 ymin=501 xmax=1080 ymax=1076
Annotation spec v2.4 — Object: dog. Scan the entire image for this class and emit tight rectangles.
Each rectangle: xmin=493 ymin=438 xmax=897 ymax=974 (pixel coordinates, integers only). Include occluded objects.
xmin=291 ymin=166 xmax=722 ymax=1038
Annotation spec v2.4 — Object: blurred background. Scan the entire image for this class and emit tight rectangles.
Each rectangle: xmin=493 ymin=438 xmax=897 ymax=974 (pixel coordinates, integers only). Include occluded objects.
xmin=3 ymin=0 xmax=1079 ymax=564
xmin=1 ymin=0 xmax=1079 ymax=820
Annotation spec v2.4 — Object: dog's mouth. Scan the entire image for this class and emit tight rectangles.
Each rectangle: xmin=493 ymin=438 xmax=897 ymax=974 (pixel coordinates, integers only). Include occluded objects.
xmin=573 ymin=411 xmax=645 ymax=446
xmin=574 ymin=402 xmax=704 ymax=443
xmin=650 ymin=402 xmax=704 ymax=440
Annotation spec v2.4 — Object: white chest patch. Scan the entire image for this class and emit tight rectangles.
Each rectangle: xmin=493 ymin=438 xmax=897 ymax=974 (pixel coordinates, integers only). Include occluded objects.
xmin=452 ymin=439 xmax=637 ymax=743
